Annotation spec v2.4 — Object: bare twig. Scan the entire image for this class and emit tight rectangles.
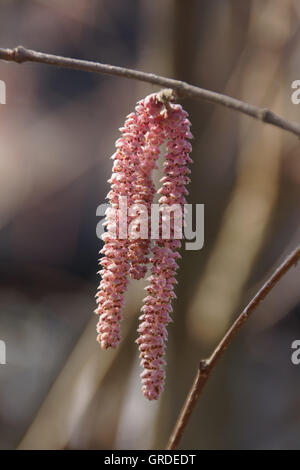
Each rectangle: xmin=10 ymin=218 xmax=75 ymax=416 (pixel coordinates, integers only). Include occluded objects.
xmin=1 ymin=45 xmax=300 ymax=137
xmin=167 ymin=245 xmax=300 ymax=450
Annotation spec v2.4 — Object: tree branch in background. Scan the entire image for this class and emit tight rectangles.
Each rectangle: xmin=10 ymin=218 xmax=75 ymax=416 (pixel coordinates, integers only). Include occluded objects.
xmin=167 ymin=245 xmax=300 ymax=450
xmin=1 ymin=46 xmax=300 ymax=138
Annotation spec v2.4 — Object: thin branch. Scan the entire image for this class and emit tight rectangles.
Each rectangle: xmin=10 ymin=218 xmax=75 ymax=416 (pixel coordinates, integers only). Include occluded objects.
xmin=1 ymin=45 xmax=300 ymax=137
xmin=167 ymin=245 xmax=300 ymax=450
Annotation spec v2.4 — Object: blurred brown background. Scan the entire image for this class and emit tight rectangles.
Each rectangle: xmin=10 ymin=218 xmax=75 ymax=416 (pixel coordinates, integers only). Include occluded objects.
xmin=0 ymin=0 xmax=300 ymax=450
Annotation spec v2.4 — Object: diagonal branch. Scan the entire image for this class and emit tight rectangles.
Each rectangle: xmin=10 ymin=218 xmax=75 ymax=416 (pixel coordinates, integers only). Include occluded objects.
xmin=1 ymin=45 xmax=300 ymax=138
xmin=167 ymin=245 xmax=300 ymax=450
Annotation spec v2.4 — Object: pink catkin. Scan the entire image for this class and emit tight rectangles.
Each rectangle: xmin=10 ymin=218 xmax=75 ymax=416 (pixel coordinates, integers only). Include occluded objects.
xmin=95 ymin=93 xmax=192 ymax=401
xmin=96 ymin=95 xmax=165 ymax=348
xmin=128 ymin=96 xmax=165 ymax=280
xmin=95 ymin=110 xmax=147 ymax=349
xmin=137 ymin=103 xmax=192 ymax=400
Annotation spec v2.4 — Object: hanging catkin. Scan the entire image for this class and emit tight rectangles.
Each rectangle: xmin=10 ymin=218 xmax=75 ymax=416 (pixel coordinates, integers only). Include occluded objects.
xmin=95 ymin=93 xmax=192 ymax=399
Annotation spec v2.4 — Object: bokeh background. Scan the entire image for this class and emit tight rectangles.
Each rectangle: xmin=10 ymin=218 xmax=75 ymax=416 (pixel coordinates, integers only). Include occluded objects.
xmin=0 ymin=0 xmax=300 ymax=450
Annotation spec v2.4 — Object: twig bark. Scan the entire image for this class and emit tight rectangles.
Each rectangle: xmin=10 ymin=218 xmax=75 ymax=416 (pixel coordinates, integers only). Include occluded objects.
xmin=167 ymin=245 xmax=300 ymax=450
xmin=1 ymin=45 xmax=300 ymax=138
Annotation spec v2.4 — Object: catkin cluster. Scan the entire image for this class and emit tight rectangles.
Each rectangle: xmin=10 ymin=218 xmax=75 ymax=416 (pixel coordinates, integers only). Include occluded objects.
xmin=95 ymin=93 xmax=192 ymax=399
